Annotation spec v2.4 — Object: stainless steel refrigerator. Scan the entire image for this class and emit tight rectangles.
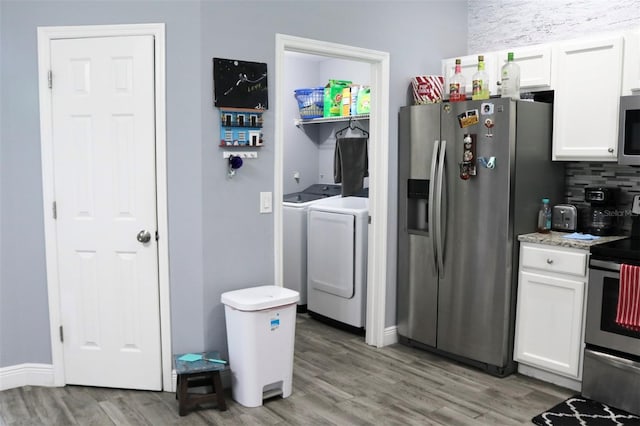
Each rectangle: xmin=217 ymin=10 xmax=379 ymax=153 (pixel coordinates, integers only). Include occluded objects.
xmin=397 ymin=99 xmax=564 ymax=376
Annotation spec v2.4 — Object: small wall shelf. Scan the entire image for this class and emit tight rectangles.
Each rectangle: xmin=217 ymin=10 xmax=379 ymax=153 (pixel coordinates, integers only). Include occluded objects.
xmin=294 ymin=114 xmax=369 ymax=128
xmin=219 ymin=107 xmax=264 ymax=147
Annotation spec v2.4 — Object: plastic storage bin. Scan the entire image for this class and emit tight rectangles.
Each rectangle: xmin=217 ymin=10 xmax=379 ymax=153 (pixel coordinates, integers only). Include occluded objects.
xmin=221 ymin=285 xmax=299 ymax=407
xmin=294 ymin=87 xmax=324 ymax=119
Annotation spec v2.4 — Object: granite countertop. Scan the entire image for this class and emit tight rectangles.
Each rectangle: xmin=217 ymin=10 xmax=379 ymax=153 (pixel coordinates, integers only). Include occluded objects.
xmin=518 ymin=231 xmax=628 ymax=249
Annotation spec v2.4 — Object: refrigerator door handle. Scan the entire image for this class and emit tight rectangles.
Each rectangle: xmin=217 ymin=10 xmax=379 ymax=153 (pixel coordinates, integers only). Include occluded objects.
xmin=428 ymin=139 xmax=440 ymax=275
xmin=435 ymin=139 xmax=446 ymax=275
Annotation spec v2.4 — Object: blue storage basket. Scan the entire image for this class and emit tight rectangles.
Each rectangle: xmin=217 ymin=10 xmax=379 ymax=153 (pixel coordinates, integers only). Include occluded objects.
xmin=294 ymin=87 xmax=324 ymax=119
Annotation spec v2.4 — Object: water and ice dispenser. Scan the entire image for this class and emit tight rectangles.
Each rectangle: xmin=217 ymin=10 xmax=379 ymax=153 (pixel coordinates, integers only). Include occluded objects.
xmin=407 ymin=179 xmax=429 ymax=232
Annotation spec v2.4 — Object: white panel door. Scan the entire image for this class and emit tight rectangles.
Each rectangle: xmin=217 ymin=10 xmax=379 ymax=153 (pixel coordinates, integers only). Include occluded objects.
xmin=307 ymin=210 xmax=355 ymax=299
xmin=51 ymin=36 xmax=161 ymax=390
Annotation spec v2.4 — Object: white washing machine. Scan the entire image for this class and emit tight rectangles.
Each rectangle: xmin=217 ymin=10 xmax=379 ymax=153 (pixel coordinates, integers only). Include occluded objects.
xmin=283 ymin=185 xmax=341 ymax=309
xmin=307 ymin=196 xmax=368 ymax=329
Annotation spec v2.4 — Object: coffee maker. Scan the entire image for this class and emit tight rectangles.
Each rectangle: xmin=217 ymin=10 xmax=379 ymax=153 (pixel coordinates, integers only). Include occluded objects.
xmin=584 ymin=187 xmax=620 ymax=236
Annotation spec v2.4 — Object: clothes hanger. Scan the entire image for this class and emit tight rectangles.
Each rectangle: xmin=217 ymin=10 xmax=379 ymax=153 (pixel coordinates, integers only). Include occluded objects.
xmin=336 ymin=117 xmax=369 ymax=138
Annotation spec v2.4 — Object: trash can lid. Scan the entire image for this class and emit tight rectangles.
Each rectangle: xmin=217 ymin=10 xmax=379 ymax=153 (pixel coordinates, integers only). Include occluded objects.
xmin=221 ymin=285 xmax=300 ymax=311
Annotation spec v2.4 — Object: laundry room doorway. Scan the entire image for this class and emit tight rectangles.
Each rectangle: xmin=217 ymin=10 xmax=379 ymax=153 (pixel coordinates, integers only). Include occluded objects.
xmin=274 ymin=34 xmax=390 ymax=347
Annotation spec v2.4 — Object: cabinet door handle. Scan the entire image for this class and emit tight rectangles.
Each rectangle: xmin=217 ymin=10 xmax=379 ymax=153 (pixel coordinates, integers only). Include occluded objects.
xmin=608 ymin=147 xmax=614 ymax=153
xmin=546 ymin=258 xmax=554 ymax=264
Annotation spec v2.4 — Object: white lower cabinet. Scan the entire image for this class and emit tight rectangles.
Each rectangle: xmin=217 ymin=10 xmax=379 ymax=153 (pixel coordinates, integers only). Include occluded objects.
xmin=514 ymin=243 xmax=587 ymax=381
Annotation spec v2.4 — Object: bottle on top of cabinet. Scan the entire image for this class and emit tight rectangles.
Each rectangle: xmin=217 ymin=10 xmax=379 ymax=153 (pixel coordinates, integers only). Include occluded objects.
xmin=500 ymin=52 xmax=520 ymax=99
xmin=471 ymin=55 xmax=490 ymax=100
xmin=537 ymin=198 xmax=552 ymax=233
xmin=449 ymin=58 xmax=466 ymax=102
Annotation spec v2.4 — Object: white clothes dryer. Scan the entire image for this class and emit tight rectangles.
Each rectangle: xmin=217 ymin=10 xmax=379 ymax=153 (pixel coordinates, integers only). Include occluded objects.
xmin=307 ymin=196 xmax=368 ymax=329
xmin=283 ymin=184 xmax=341 ymax=310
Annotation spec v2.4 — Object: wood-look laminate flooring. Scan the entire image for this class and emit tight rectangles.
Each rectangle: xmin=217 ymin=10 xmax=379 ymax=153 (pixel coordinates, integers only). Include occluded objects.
xmin=0 ymin=314 xmax=573 ymax=425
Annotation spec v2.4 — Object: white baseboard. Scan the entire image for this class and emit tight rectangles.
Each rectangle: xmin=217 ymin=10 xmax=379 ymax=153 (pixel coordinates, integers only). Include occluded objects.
xmin=0 ymin=365 xmax=223 ymax=394
xmin=517 ymin=363 xmax=581 ymax=392
xmin=382 ymin=325 xmax=398 ymax=346
xmin=0 ymin=363 xmax=56 ymax=391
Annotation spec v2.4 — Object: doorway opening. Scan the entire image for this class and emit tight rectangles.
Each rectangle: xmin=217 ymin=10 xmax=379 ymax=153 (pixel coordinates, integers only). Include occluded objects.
xmin=274 ymin=34 xmax=390 ymax=347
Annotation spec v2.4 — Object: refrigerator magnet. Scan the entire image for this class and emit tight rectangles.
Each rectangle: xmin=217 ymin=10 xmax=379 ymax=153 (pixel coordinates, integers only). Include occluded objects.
xmin=460 ymin=134 xmax=477 ymax=179
xmin=481 ymin=102 xmax=494 ymax=115
xmin=479 ymin=156 xmax=496 ymax=169
xmin=462 ymin=134 xmax=476 ymax=161
xmin=459 ymin=162 xmax=470 ymax=180
xmin=457 ymin=109 xmax=479 ymax=128
xmin=484 ymin=118 xmax=494 ymax=137
xmin=459 ymin=162 xmax=476 ymax=179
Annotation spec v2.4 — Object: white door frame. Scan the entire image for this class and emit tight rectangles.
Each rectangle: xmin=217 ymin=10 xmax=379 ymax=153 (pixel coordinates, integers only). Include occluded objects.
xmin=274 ymin=34 xmax=390 ymax=347
xmin=37 ymin=23 xmax=172 ymax=390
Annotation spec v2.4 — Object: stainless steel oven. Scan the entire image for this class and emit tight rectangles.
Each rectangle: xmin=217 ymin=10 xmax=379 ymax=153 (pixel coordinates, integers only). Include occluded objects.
xmin=586 ymin=259 xmax=640 ymax=354
xmin=584 ymin=254 xmax=640 ymax=416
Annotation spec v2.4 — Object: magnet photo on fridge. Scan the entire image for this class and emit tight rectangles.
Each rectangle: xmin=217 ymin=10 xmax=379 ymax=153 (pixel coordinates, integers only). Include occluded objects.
xmin=213 ymin=58 xmax=268 ymax=110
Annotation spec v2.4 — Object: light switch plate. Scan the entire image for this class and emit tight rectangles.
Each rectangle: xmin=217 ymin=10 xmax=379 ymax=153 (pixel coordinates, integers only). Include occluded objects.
xmin=632 ymin=194 xmax=640 ymax=215
xmin=260 ymin=192 xmax=272 ymax=213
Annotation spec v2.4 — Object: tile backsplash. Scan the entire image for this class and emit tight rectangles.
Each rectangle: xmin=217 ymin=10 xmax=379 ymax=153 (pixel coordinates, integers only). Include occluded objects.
xmin=565 ymin=163 xmax=640 ymax=233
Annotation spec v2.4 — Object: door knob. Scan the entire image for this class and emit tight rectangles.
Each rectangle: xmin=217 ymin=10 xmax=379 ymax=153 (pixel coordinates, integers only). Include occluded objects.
xmin=137 ymin=230 xmax=151 ymax=243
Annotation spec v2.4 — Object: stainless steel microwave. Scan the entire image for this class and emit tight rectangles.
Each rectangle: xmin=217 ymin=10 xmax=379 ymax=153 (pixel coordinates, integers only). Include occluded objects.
xmin=618 ymin=95 xmax=640 ymax=165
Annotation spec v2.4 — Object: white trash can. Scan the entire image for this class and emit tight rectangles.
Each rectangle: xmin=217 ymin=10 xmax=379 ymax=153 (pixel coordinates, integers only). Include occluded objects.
xmin=221 ymin=285 xmax=299 ymax=407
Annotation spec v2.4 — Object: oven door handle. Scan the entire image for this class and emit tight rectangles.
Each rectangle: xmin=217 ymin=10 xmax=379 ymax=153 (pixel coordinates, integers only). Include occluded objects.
xmin=590 ymin=259 xmax=621 ymax=271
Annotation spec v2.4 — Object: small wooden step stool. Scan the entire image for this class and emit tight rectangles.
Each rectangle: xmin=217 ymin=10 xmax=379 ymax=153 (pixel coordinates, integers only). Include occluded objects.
xmin=174 ymin=351 xmax=227 ymax=416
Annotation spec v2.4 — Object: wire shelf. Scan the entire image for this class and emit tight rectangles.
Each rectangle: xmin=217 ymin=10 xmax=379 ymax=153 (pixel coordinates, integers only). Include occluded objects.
xmin=294 ymin=114 xmax=369 ymax=128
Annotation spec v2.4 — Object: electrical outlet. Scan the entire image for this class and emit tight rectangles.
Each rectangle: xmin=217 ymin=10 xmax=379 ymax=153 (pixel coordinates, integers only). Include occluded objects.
xmin=260 ymin=192 xmax=272 ymax=213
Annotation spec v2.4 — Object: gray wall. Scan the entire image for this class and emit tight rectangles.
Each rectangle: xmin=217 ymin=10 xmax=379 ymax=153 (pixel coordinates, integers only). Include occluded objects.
xmin=0 ymin=0 xmax=467 ymax=367
xmin=198 ymin=0 xmax=468 ymax=354
xmin=0 ymin=0 xmax=204 ymax=366
xmin=468 ymin=0 xmax=640 ymax=233
xmin=283 ymin=55 xmax=322 ymax=195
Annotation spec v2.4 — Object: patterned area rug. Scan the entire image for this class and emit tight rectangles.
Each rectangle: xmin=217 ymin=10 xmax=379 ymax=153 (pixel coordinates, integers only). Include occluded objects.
xmin=532 ymin=396 xmax=640 ymax=425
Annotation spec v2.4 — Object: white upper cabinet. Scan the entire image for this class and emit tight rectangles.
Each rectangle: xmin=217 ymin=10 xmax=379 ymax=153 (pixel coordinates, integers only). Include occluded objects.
xmin=622 ymin=29 xmax=640 ymax=94
xmin=442 ymin=53 xmax=498 ymax=99
xmin=497 ymin=44 xmax=553 ymax=90
xmin=443 ymin=44 xmax=552 ymax=100
xmin=442 ymin=29 xmax=640 ymax=162
xmin=552 ymin=35 xmax=623 ymax=161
